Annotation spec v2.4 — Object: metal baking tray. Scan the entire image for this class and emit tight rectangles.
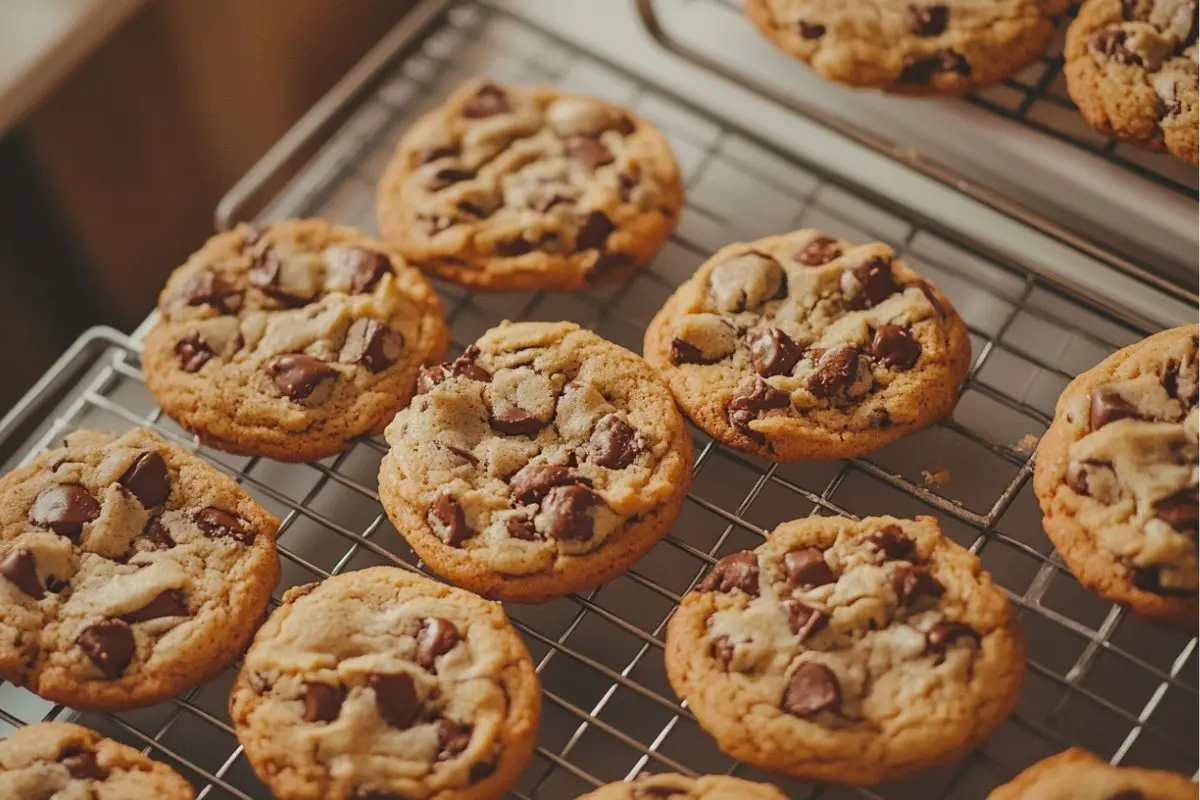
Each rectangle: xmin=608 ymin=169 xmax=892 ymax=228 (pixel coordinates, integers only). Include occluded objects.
xmin=1 ymin=2 xmax=1196 ymax=798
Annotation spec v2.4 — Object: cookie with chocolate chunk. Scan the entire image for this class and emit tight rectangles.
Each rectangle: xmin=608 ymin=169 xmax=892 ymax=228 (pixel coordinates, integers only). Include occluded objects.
xmin=376 ymin=78 xmax=683 ymax=291
xmin=644 ymin=229 xmax=971 ymax=461
xmin=1065 ymin=0 xmax=1198 ymax=165
xmin=744 ymin=0 xmax=1070 ymax=95
xmin=0 ymin=722 xmax=194 ymax=799
xmin=229 ymin=567 xmax=541 ymax=800
xmin=579 ymin=773 xmax=787 ymax=799
xmin=0 ymin=428 xmax=279 ymax=710
xmin=378 ymin=321 xmax=693 ymax=602
xmin=1034 ymin=325 xmax=1198 ymax=629
xmin=987 ymin=747 xmax=1197 ymax=799
xmin=143 ymin=218 xmax=449 ymax=462
xmin=664 ymin=514 xmax=1024 ymax=784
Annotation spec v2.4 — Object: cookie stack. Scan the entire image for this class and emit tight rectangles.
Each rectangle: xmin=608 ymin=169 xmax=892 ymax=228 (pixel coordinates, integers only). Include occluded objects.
xmin=0 ymin=76 xmax=1195 ymax=800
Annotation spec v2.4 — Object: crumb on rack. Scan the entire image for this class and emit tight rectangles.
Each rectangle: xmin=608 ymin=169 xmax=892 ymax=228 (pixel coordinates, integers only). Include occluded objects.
xmin=921 ymin=465 xmax=951 ymax=487
xmin=1014 ymin=433 xmax=1040 ymax=453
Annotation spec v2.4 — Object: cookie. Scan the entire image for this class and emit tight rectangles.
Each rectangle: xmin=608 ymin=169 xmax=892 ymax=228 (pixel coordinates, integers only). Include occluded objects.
xmin=376 ymin=78 xmax=683 ymax=291
xmin=143 ymin=219 xmax=449 ymax=462
xmin=578 ymin=773 xmax=788 ymax=799
xmin=229 ymin=567 xmax=541 ymax=800
xmin=987 ymin=747 xmax=1198 ymax=799
xmin=0 ymin=722 xmax=194 ymax=799
xmin=744 ymin=0 xmax=1070 ymax=95
xmin=379 ymin=321 xmax=693 ymax=603
xmin=665 ymin=514 xmax=1024 ymax=784
xmin=1033 ymin=325 xmax=1198 ymax=629
xmin=644 ymin=229 xmax=970 ymax=461
xmin=1064 ymin=0 xmax=1199 ymax=165
xmin=0 ymin=428 xmax=280 ymax=710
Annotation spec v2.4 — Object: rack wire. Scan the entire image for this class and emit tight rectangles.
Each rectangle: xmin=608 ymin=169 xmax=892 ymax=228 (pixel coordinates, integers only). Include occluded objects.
xmin=0 ymin=3 xmax=1196 ymax=799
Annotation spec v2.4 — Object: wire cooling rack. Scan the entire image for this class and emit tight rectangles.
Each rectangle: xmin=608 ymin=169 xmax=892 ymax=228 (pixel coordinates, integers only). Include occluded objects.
xmin=0 ymin=3 xmax=1196 ymax=799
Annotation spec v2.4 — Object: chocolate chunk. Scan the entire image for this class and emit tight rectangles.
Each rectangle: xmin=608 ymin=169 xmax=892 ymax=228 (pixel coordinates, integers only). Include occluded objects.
xmin=586 ymin=251 xmax=636 ymax=285
xmin=427 ymin=167 xmax=475 ymax=191
xmin=806 ymin=346 xmax=861 ymax=398
xmin=749 ymin=328 xmax=805 ymax=378
xmin=142 ymin=516 xmax=175 ymax=549
xmin=870 ymin=325 xmax=921 ymax=370
xmin=30 ymin=484 xmax=100 ymax=540
xmin=797 ymin=21 xmax=826 ymax=38
xmin=925 ymin=621 xmax=980 ymax=654
xmin=416 ymin=617 xmax=461 ymax=670
xmin=728 ymin=378 xmax=791 ymax=442
xmin=341 ymin=318 xmax=401 ymax=372
xmin=899 ymin=49 xmax=971 ymax=83
xmin=782 ymin=662 xmax=841 ymax=717
xmin=418 ymin=348 xmax=492 ymax=394
xmin=121 ymin=590 xmax=187 ymax=624
xmin=566 ymin=136 xmax=615 ymax=168
xmin=908 ymin=3 xmax=949 ymax=35
xmin=77 ymin=619 xmax=134 ymax=680
xmin=542 ymin=484 xmax=603 ymax=541
xmin=248 ymin=673 xmax=269 ymax=695
xmin=266 ymin=354 xmax=337 ymax=402
xmin=490 ymin=408 xmax=548 ymax=437
xmin=710 ymin=635 xmax=735 ymax=669
xmin=1089 ymin=387 xmax=1144 ymax=431
xmin=175 ymin=332 xmax=214 ymax=373
xmin=1066 ymin=460 xmax=1095 ymax=495
xmin=0 ymin=548 xmax=44 ymax=599
xmin=892 ymin=565 xmax=945 ymax=605
xmin=366 ymin=672 xmax=420 ymax=728
xmin=495 ymin=236 xmax=534 ymax=257
xmin=457 ymin=200 xmax=490 ymax=219
xmin=118 ymin=452 xmax=170 ymax=507
xmin=670 ymin=338 xmax=721 ymax=366
xmin=697 ymin=550 xmax=759 ymax=595
xmin=439 ymin=443 xmax=478 ymax=466
xmin=181 ymin=270 xmax=240 ymax=312
xmin=1155 ymin=487 xmax=1198 ymax=536
xmin=532 ymin=193 xmax=570 ymax=213
xmin=1124 ymin=559 xmax=1175 ymax=594
xmin=866 ymin=525 xmax=915 ymax=561
xmin=794 ymin=236 xmax=842 ymax=266
xmin=462 ymin=83 xmax=509 ymax=118
xmin=506 ymin=516 xmax=539 ymax=541
xmin=347 ymin=249 xmax=392 ymax=294
xmin=784 ymin=547 xmax=836 ymax=587
xmin=848 ymin=257 xmax=899 ymax=309
xmin=58 ymin=747 xmax=106 ymax=780
xmin=436 ymin=719 xmax=472 ymax=760
xmin=417 ymin=145 xmax=459 ymax=165
xmin=44 ymin=576 xmax=66 ymax=594
xmin=510 ymin=464 xmax=589 ymax=504
xmin=588 ymin=414 xmax=642 ymax=469
xmin=194 ymin=507 xmax=255 ymax=544
xmin=576 ymin=210 xmax=616 ymax=251
xmin=1089 ymin=29 xmax=1141 ymax=65
xmin=303 ymin=682 xmax=343 ymax=723
xmin=618 ymin=165 xmax=641 ymax=202
xmin=248 ymin=251 xmax=313 ymax=306
xmin=782 ymin=599 xmax=827 ymax=641
xmin=428 ymin=494 xmax=472 ymax=547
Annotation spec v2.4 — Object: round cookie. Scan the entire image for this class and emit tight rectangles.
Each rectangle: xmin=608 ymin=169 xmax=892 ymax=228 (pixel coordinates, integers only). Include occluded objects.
xmin=744 ymin=0 xmax=1070 ymax=96
xmin=1064 ymin=0 xmax=1199 ymax=165
xmin=987 ymin=747 xmax=1198 ymax=799
xmin=376 ymin=78 xmax=683 ymax=291
xmin=578 ymin=773 xmax=788 ymax=800
xmin=143 ymin=219 xmax=449 ymax=462
xmin=0 ymin=722 xmax=194 ymax=799
xmin=1033 ymin=325 xmax=1198 ymax=629
xmin=229 ymin=567 xmax=541 ymax=800
xmin=379 ymin=321 xmax=693 ymax=603
xmin=0 ymin=428 xmax=280 ymax=710
xmin=644 ymin=229 xmax=971 ymax=461
xmin=665 ymin=515 xmax=1024 ymax=784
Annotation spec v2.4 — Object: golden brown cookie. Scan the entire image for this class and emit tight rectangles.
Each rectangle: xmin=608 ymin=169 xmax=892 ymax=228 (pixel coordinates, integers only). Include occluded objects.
xmin=987 ymin=747 xmax=1198 ymax=799
xmin=143 ymin=219 xmax=448 ymax=462
xmin=1033 ymin=325 xmax=1198 ymax=629
xmin=578 ymin=773 xmax=788 ymax=799
xmin=376 ymin=78 xmax=683 ymax=291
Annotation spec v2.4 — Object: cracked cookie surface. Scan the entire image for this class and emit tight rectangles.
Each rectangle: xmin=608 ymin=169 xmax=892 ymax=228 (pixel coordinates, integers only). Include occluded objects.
xmin=664 ymin=515 xmax=1024 ymax=784
xmin=744 ymin=0 xmax=1070 ymax=95
xmin=986 ymin=747 xmax=1197 ymax=799
xmin=0 ymin=721 xmax=194 ymax=800
xmin=376 ymin=79 xmax=683 ymax=291
xmin=1034 ymin=325 xmax=1198 ymax=629
xmin=579 ymin=773 xmax=787 ymax=799
xmin=229 ymin=567 xmax=540 ymax=800
xmin=1065 ymin=0 xmax=1199 ymax=164
xmin=143 ymin=219 xmax=449 ymax=462
xmin=379 ymin=321 xmax=693 ymax=603
xmin=0 ymin=429 xmax=279 ymax=710
xmin=644 ymin=229 xmax=970 ymax=461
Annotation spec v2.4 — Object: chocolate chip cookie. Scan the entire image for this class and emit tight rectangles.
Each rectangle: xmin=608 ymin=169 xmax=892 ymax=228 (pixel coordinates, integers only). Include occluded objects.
xmin=1065 ymin=0 xmax=1199 ymax=165
xmin=0 ymin=428 xmax=280 ymax=710
xmin=143 ymin=219 xmax=449 ymax=462
xmin=376 ymin=79 xmax=683 ymax=291
xmin=644 ymin=229 xmax=970 ymax=461
xmin=744 ymin=0 xmax=1070 ymax=95
xmin=0 ymin=722 xmax=194 ymax=799
xmin=987 ymin=747 xmax=1198 ymax=799
xmin=1033 ymin=325 xmax=1198 ymax=629
xmin=379 ymin=321 xmax=693 ymax=603
xmin=578 ymin=773 xmax=788 ymax=799
xmin=665 ymin=515 xmax=1024 ymax=784
xmin=229 ymin=567 xmax=541 ymax=800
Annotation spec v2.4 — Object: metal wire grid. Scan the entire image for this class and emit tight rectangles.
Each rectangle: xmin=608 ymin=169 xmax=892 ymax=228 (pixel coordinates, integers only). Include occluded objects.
xmin=1 ymin=4 xmax=1197 ymax=799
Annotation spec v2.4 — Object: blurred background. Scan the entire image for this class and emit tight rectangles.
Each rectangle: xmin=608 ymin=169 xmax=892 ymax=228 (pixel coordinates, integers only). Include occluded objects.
xmin=0 ymin=0 xmax=410 ymax=413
